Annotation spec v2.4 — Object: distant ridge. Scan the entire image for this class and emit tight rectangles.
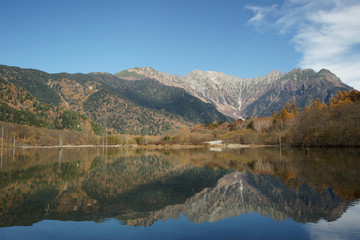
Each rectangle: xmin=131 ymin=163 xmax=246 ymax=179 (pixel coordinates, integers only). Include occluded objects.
xmin=120 ymin=67 xmax=352 ymax=118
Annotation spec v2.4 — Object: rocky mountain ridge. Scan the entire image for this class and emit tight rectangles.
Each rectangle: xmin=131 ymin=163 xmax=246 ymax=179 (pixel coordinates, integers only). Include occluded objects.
xmin=0 ymin=64 xmax=353 ymax=134
xmin=120 ymin=67 xmax=352 ymax=118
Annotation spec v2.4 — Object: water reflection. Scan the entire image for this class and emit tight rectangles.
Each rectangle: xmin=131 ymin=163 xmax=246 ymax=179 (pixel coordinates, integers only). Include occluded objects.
xmin=0 ymin=148 xmax=359 ymax=230
xmin=138 ymin=171 xmax=347 ymax=225
xmin=306 ymin=203 xmax=360 ymax=240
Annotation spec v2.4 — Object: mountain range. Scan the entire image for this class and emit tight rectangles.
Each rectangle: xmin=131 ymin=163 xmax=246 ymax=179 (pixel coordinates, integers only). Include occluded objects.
xmin=118 ymin=67 xmax=352 ymax=118
xmin=0 ymin=64 xmax=352 ymax=134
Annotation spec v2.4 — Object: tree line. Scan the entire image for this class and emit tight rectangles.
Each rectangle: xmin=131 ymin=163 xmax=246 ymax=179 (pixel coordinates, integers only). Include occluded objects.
xmin=1 ymin=90 xmax=359 ymax=148
xmin=176 ymin=90 xmax=360 ymax=147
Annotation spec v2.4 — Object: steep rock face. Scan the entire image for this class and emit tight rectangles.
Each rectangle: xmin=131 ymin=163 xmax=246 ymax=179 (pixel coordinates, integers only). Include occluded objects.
xmin=181 ymin=70 xmax=285 ymax=118
xmin=242 ymin=68 xmax=352 ymax=117
xmin=123 ymin=67 xmax=352 ymax=118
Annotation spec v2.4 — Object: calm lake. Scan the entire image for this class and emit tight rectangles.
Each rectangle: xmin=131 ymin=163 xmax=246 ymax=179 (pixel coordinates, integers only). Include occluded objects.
xmin=0 ymin=147 xmax=359 ymax=239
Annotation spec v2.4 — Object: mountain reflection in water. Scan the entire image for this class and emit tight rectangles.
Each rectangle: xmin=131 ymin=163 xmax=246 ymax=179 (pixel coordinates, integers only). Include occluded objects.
xmin=0 ymin=147 xmax=359 ymax=229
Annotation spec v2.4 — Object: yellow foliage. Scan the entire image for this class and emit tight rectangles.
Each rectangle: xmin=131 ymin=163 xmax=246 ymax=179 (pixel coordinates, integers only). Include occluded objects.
xmin=330 ymin=90 xmax=360 ymax=106
xmin=277 ymin=101 xmax=298 ymax=121
xmin=309 ymin=98 xmax=327 ymax=109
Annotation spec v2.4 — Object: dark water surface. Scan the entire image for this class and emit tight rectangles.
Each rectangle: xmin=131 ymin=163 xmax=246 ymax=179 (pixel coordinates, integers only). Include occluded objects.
xmin=0 ymin=147 xmax=359 ymax=239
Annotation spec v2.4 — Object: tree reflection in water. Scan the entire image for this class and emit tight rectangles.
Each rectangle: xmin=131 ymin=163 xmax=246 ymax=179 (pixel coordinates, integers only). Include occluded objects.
xmin=0 ymin=147 xmax=359 ymax=227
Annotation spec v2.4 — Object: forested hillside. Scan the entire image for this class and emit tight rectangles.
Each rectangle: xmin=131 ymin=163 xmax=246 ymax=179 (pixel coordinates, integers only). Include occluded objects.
xmin=83 ymin=89 xmax=192 ymax=135
xmin=0 ymin=65 xmax=61 ymax=106
xmin=0 ymin=65 xmax=229 ymax=135
xmin=0 ymin=80 xmax=94 ymax=132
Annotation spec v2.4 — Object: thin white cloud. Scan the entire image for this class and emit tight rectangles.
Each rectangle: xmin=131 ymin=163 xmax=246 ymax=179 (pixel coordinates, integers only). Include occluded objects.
xmin=246 ymin=0 xmax=360 ymax=90
xmin=245 ymin=5 xmax=278 ymax=30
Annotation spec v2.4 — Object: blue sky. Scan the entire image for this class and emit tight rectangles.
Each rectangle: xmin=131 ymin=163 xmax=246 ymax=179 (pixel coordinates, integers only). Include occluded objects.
xmin=1 ymin=0 xmax=359 ymax=89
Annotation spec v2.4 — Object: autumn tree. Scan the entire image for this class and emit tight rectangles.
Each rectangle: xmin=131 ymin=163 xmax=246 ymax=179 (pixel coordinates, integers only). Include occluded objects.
xmin=330 ymin=90 xmax=360 ymax=106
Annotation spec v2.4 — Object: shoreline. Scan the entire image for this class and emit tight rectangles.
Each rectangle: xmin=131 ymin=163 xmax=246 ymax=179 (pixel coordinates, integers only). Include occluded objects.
xmin=14 ymin=144 xmax=207 ymax=149
xmin=2 ymin=143 xmax=275 ymax=150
